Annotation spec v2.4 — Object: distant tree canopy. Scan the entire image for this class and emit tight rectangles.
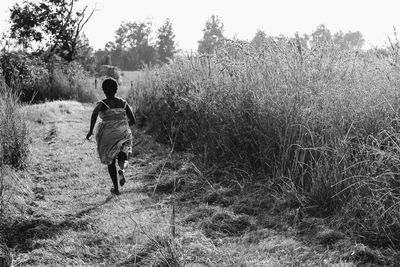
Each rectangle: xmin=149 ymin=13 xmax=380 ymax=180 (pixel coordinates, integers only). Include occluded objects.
xmin=157 ymin=19 xmax=177 ymax=63
xmin=9 ymin=0 xmax=95 ymax=63
xmin=94 ymin=19 xmax=177 ymax=71
xmin=310 ymin=24 xmax=364 ymax=49
xmin=250 ymin=24 xmax=365 ymax=51
xmin=310 ymin=24 xmax=332 ymax=44
xmin=198 ymin=15 xmax=225 ymax=54
xmin=251 ymin=30 xmax=268 ymax=48
xmin=333 ymin=30 xmax=365 ymax=50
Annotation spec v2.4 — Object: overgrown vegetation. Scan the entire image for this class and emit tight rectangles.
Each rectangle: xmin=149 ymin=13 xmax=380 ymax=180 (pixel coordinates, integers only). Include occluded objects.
xmin=0 ymin=52 xmax=97 ymax=103
xmin=0 ymin=77 xmax=30 ymax=229
xmin=0 ymin=78 xmax=29 ymax=168
xmin=94 ymin=19 xmax=177 ymax=71
xmin=130 ymin=36 xmax=400 ymax=248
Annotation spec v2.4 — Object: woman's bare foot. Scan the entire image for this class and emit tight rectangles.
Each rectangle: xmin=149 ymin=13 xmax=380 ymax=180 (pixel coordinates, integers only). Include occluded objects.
xmin=110 ymin=187 xmax=120 ymax=195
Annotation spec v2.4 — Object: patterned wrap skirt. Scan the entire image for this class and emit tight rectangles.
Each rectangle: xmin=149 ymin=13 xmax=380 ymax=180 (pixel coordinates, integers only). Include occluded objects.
xmin=95 ymin=108 xmax=132 ymax=165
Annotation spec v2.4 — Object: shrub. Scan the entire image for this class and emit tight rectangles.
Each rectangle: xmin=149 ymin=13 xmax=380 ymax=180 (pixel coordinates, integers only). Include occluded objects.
xmin=46 ymin=58 xmax=98 ymax=103
xmin=0 ymin=52 xmax=97 ymax=103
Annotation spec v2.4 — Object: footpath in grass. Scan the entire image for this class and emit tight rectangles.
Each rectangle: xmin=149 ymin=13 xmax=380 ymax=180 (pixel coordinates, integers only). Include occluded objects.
xmin=2 ymin=101 xmax=392 ymax=266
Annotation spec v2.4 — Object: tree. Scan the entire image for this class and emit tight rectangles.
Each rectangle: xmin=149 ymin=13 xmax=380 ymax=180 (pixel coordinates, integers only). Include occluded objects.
xmin=116 ymin=21 xmax=157 ymax=69
xmin=76 ymin=34 xmax=95 ymax=72
xmin=115 ymin=21 xmax=152 ymax=50
xmin=9 ymin=0 xmax=95 ymax=62
xmin=0 ymin=31 xmax=17 ymax=53
xmin=198 ymin=15 xmax=224 ymax=54
xmin=311 ymin=24 xmax=332 ymax=46
xmin=333 ymin=30 xmax=365 ymax=50
xmin=156 ymin=19 xmax=177 ymax=63
xmin=95 ymin=20 xmax=158 ymax=70
xmin=251 ymin=30 xmax=267 ymax=48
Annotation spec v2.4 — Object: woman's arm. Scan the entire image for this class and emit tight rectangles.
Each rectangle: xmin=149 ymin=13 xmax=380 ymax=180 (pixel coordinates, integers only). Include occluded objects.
xmin=125 ymin=103 xmax=136 ymax=126
xmin=86 ymin=103 xmax=102 ymax=139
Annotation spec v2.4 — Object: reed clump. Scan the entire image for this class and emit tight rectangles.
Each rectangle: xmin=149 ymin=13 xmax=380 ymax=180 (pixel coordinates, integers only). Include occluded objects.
xmin=0 ymin=78 xmax=29 ymax=168
xmin=129 ymin=37 xmax=400 ymax=247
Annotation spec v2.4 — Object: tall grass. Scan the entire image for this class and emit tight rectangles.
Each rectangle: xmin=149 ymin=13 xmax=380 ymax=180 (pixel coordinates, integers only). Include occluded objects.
xmin=0 ymin=78 xmax=29 ymax=168
xmin=0 ymin=77 xmax=29 ymax=220
xmin=129 ymin=37 xmax=400 ymax=247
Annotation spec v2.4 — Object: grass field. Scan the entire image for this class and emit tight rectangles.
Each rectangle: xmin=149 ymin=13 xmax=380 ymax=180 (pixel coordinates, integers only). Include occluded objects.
xmin=3 ymin=38 xmax=400 ymax=265
xmin=128 ymin=37 xmax=400 ymax=254
xmin=91 ymin=70 xmax=145 ymax=102
xmin=1 ymin=100 xmax=386 ymax=266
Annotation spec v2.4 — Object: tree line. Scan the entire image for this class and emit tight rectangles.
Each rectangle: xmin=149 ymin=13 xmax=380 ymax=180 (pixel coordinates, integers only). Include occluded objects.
xmin=94 ymin=19 xmax=176 ymax=71
xmin=2 ymin=0 xmax=369 ymax=74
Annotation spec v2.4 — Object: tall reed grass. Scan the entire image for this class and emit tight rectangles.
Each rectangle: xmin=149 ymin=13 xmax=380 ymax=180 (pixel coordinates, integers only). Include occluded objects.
xmin=0 ymin=77 xmax=29 ymax=220
xmin=0 ymin=78 xmax=29 ymax=168
xmin=129 ymin=37 xmax=400 ymax=247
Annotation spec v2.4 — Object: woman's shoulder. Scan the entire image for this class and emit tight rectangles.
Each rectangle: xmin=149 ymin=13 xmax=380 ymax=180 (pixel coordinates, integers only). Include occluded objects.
xmin=93 ymin=99 xmax=110 ymax=111
xmin=116 ymin=97 xmax=127 ymax=102
xmin=117 ymin=97 xmax=128 ymax=107
xmin=98 ymin=99 xmax=110 ymax=107
xmin=101 ymin=97 xmax=126 ymax=109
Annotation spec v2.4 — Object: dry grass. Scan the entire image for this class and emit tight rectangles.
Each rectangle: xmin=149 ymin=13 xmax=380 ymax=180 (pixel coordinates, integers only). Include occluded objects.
xmin=0 ymin=78 xmax=30 ymax=218
xmin=0 ymin=80 xmax=29 ymax=169
xmin=128 ymin=37 xmax=400 ymax=249
xmin=0 ymin=99 xmax=390 ymax=266
xmin=119 ymin=71 xmax=146 ymax=100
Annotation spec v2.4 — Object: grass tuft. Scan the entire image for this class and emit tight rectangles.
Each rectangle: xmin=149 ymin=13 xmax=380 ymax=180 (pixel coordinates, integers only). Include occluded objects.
xmin=199 ymin=210 xmax=256 ymax=238
xmin=120 ymin=235 xmax=181 ymax=267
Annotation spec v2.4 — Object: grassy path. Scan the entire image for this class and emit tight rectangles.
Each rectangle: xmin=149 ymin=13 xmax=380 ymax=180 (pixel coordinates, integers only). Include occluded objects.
xmin=11 ymin=101 xmax=174 ymax=266
xmin=4 ymin=101 xmax=374 ymax=266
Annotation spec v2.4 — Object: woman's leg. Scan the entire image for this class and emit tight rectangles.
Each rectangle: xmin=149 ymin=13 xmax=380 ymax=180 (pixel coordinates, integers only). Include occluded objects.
xmin=117 ymin=151 xmax=128 ymax=170
xmin=117 ymin=152 xmax=128 ymax=186
xmin=107 ymin=158 xmax=119 ymax=194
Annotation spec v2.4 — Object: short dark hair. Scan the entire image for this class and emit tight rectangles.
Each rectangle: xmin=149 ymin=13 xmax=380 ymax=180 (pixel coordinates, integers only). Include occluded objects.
xmin=102 ymin=78 xmax=118 ymax=96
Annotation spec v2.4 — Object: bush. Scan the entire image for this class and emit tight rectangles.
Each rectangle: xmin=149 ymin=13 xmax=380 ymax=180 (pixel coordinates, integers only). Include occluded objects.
xmin=0 ymin=52 xmax=97 ymax=103
xmin=129 ymin=38 xmax=400 ymax=248
xmin=46 ymin=58 xmax=97 ymax=103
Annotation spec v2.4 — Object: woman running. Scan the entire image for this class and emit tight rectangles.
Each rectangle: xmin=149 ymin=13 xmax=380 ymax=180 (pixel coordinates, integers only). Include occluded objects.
xmin=86 ymin=78 xmax=135 ymax=195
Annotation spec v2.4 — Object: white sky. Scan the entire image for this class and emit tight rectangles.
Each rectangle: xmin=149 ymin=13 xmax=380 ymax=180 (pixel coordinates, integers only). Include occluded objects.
xmin=1 ymin=0 xmax=400 ymax=51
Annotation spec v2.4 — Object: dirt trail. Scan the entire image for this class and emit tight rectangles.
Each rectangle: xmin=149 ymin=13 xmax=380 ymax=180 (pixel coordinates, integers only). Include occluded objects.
xmin=6 ymin=101 xmax=365 ymax=266
xmin=10 ymin=101 xmax=176 ymax=266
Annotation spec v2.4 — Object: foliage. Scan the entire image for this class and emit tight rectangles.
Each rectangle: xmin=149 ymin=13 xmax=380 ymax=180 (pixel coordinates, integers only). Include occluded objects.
xmin=75 ymin=34 xmax=95 ymax=73
xmin=9 ymin=0 xmax=95 ymax=62
xmin=0 ymin=78 xmax=29 ymax=168
xmin=251 ymin=30 xmax=267 ymax=48
xmin=156 ymin=19 xmax=177 ymax=63
xmin=95 ymin=19 xmax=178 ymax=71
xmin=0 ymin=51 xmax=49 ymax=101
xmin=115 ymin=21 xmax=152 ymax=49
xmin=198 ymin=15 xmax=224 ymax=54
xmin=333 ymin=30 xmax=365 ymax=50
xmin=0 ymin=51 xmax=96 ymax=103
xmin=252 ymin=24 xmax=365 ymax=51
xmin=310 ymin=24 xmax=332 ymax=45
xmin=129 ymin=37 xmax=400 ymax=248
xmin=96 ymin=65 xmax=121 ymax=82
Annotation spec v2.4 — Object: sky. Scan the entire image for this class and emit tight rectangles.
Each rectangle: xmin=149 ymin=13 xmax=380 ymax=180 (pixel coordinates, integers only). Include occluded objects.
xmin=1 ymin=0 xmax=400 ymax=51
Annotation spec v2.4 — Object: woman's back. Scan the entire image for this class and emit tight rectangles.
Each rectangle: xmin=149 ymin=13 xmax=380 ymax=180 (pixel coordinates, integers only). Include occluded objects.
xmin=98 ymin=97 xmax=127 ymax=122
xmin=99 ymin=97 xmax=126 ymax=111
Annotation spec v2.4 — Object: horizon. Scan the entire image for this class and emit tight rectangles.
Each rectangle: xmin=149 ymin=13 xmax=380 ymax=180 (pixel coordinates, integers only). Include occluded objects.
xmin=1 ymin=0 xmax=400 ymax=51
